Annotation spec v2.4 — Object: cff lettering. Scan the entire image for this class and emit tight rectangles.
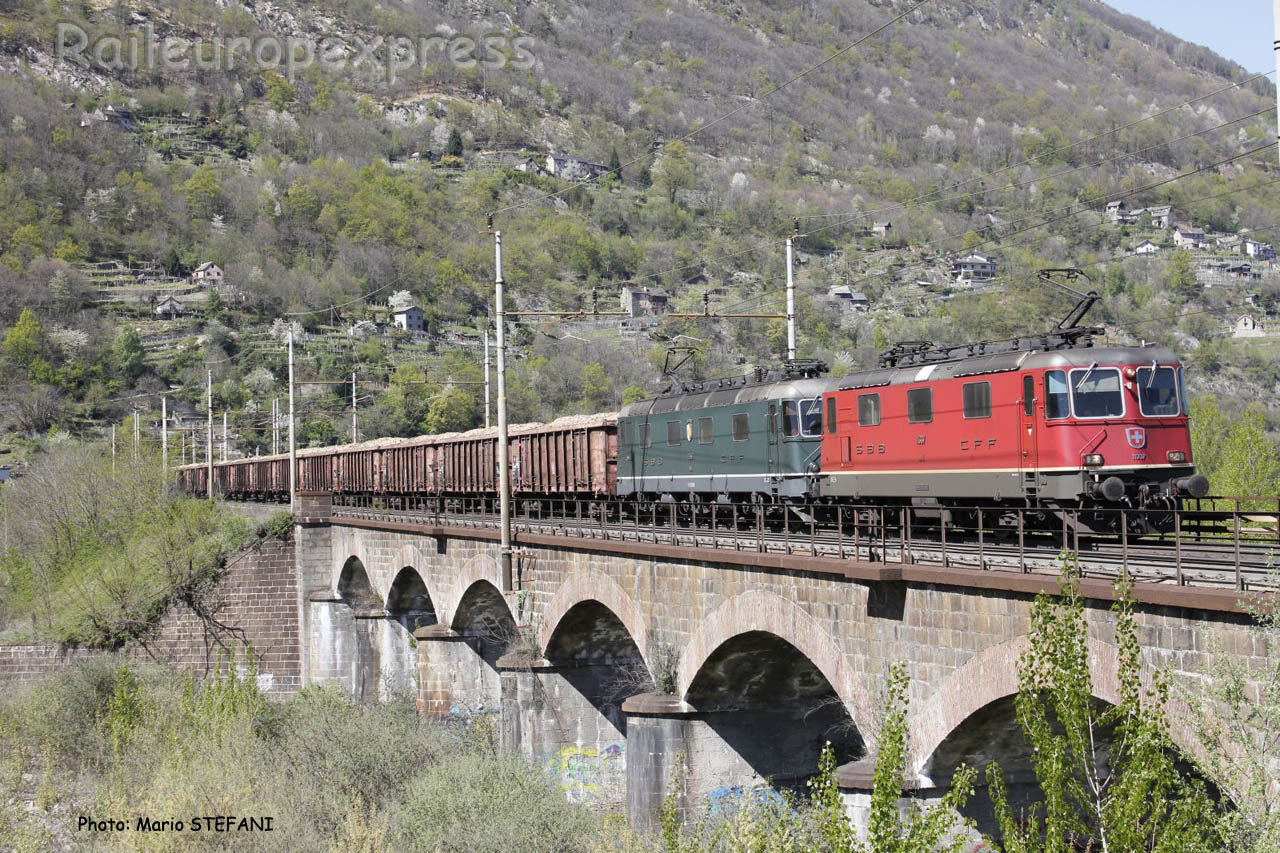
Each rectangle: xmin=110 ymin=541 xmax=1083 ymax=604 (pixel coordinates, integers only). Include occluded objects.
xmin=191 ymin=816 xmax=274 ymax=832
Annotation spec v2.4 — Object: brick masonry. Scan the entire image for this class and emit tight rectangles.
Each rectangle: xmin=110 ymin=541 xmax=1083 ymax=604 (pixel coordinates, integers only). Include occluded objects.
xmin=308 ymin=519 xmax=1270 ymax=800
xmin=0 ymin=535 xmax=302 ymax=697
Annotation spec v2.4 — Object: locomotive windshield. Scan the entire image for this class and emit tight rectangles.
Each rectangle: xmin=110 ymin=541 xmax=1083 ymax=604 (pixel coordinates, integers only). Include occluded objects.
xmin=782 ymin=401 xmax=799 ymax=436
xmin=782 ymin=398 xmax=824 ymax=437
xmin=1070 ymin=367 xmax=1124 ymax=418
xmin=1136 ymin=366 xmax=1180 ymax=417
xmin=801 ymin=398 xmax=823 ymax=437
xmin=1044 ymin=371 xmax=1070 ymax=419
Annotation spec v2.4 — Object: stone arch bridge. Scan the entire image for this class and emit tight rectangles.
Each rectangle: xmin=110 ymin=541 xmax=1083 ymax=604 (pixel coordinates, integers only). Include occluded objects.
xmin=289 ymin=492 xmax=1269 ymax=831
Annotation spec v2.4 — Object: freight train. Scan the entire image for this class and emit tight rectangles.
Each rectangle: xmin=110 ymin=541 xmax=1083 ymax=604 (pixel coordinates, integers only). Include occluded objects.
xmin=177 ymin=338 xmax=1208 ymax=532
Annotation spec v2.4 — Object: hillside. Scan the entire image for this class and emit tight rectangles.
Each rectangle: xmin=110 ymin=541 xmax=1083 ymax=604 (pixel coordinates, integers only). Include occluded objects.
xmin=0 ymin=0 xmax=1277 ymax=460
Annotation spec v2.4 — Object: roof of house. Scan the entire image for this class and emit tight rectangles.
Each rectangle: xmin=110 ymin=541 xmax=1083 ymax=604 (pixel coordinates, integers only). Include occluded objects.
xmin=392 ymin=304 xmax=423 ymax=314
xmin=194 ymin=261 xmax=220 ymax=272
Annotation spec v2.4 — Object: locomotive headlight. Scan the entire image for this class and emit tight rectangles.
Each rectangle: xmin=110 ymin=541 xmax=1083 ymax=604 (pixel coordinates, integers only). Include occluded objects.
xmin=1083 ymin=453 xmax=1104 ymax=467
xmin=1166 ymin=450 xmax=1187 ymax=463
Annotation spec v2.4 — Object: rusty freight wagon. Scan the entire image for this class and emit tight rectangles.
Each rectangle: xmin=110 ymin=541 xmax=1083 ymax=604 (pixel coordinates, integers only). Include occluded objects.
xmin=176 ymin=413 xmax=618 ymax=500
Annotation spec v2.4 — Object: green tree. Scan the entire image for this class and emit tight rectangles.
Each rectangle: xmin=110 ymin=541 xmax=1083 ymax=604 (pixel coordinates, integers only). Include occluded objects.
xmin=622 ymin=385 xmax=649 ymax=405
xmin=575 ymin=362 xmax=612 ymax=411
xmin=52 ymin=238 xmax=85 ymax=264
xmin=858 ymin=663 xmax=978 ymax=853
xmin=1188 ymin=397 xmax=1229 ymax=484
xmin=988 ymin=560 xmax=1224 ymax=852
xmin=183 ymin=165 xmax=223 ymax=218
xmin=109 ymin=326 xmax=146 ymax=383
xmin=1213 ymin=405 xmax=1280 ymax=508
xmin=607 ymin=146 xmax=623 ymax=181
xmin=446 ymin=128 xmax=464 ymax=159
xmin=4 ymin=307 xmax=45 ymax=367
xmin=263 ymin=72 xmax=297 ymax=112
xmin=300 ymin=417 xmax=339 ymax=447
xmin=422 ymin=387 xmax=476 ymax=434
xmin=654 ymin=141 xmax=694 ymax=203
xmin=1163 ymin=248 xmax=1197 ymax=300
xmin=1187 ymin=584 xmax=1280 ymax=852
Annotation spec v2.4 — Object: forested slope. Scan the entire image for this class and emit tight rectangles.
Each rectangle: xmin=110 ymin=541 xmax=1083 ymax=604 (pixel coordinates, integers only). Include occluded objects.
xmin=0 ymin=0 xmax=1276 ymax=459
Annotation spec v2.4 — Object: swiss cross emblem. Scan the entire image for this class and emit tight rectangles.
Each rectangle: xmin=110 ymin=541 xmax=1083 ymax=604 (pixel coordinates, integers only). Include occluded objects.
xmin=1125 ymin=427 xmax=1146 ymax=449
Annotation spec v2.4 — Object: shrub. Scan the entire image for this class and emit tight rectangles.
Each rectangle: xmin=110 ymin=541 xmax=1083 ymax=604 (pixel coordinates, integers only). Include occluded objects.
xmin=394 ymin=752 xmax=598 ymax=852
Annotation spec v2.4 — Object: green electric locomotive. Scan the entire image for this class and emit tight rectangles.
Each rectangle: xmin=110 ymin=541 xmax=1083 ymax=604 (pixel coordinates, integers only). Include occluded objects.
xmin=616 ymin=362 xmax=830 ymax=503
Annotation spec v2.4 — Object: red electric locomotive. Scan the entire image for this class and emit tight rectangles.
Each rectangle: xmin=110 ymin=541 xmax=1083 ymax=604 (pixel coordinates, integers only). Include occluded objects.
xmin=815 ymin=279 xmax=1208 ymax=530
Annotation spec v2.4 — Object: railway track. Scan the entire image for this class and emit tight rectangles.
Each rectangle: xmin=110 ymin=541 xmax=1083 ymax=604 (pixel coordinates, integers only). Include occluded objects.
xmin=321 ymin=496 xmax=1279 ymax=593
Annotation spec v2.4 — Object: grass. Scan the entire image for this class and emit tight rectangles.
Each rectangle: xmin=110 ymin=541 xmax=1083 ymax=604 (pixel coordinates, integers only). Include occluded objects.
xmin=0 ymin=659 xmax=882 ymax=852
xmin=0 ymin=661 xmax=654 ymax=852
xmin=0 ymin=448 xmax=257 ymax=647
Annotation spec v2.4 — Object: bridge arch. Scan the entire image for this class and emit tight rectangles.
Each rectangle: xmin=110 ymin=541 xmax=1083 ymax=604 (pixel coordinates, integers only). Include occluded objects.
xmin=388 ymin=542 xmax=441 ymax=600
xmin=337 ymin=555 xmax=380 ymax=608
xmin=675 ymin=590 xmax=868 ymax=791
xmin=538 ymin=570 xmax=648 ymax=665
xmin=911 ymin=635 xmax=1120 ymax=777
xmin=441 ymin=553 xmax=506 ymax=628
xmin=385 ymin=566 xmax=438 ymax=632
xmin=911 ymin=635 xmax=1203 ymax=775
xmin=450 ymin=578 xmax=517 ymax=653
xmin=910 ymin=634 xmax=1206 ymax=838
xmin=677 ymin=589 xmax=871 ymax=732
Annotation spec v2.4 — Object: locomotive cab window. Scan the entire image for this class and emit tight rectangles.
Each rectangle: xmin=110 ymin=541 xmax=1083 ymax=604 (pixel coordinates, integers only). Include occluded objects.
xmin=800 ymin=398 xmax=823 ymax=437
xmin=1022 ymin=375 xmax=1035 ymax=416
xmin=619 ymin=422 xmax=628 ymax=446
xmin=732 ymin=413 xmax=750 ymax=441
xmin=666 ymin=420 xmax=682 ymax=446
xmin=826 ymin=397 xmax=837 ymax=434
xmin=1176 ymin=368 xmax=1188 ymax=416
xmin=782 ymin=401 xmax=800 ymax=437
xmin=698 ymin=417 xmax=714 ymax=444
xmin=1136 ymin=366 xmax=1180 ymax=417
xmin=639 ymin=423 xmax=651 ymax=448
xmin=857 ymin=394 xmax=881 ymax=427
xmin=907 ymin=388 xmax=933 ymax=423
xmin=1044 ymin=371 xmax=1069 ymax=420
xmin=962 ymin=381 xmax=991 ymax=419
xmin=1070 ymin=367 xmax=1124 ymax=418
